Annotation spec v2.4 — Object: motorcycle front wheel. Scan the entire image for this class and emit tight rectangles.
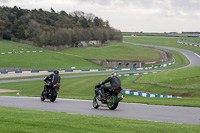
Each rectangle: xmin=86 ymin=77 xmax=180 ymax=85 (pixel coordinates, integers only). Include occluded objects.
xmin=93 ymin=96 xmax=99 ymax=109
xmin=108 ymin=95 xmax=118 ymax=110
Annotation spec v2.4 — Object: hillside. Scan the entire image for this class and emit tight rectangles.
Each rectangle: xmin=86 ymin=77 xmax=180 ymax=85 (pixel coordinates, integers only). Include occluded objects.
xmin=0 ymin=40 xmax=164 ymax=71
xmin=0 ymin=6 xmax=122 ymax=47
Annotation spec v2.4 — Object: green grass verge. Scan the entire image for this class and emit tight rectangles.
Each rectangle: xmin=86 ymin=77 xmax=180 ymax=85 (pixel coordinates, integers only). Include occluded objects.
xmin=1 ymin=106 xmax=199 ymax=133
xmin=0 ymin=75 xmax=105 ymax=100
xmin=134 ymin=66 xmax=200 ymax=96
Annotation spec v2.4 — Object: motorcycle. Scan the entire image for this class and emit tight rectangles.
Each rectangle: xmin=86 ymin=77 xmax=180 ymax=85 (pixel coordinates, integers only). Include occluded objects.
xmin=93 ymin=82 xmax=125 ymax=110
xmin=41 ymin=77 xmax=60 ymax=102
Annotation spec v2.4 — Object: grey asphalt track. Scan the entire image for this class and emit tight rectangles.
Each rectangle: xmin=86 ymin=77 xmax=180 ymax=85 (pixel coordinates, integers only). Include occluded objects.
xmin=0 ymin=96 xmax=200 ymax=125
xmin=1 ymin=41 xmax=200 ymax=125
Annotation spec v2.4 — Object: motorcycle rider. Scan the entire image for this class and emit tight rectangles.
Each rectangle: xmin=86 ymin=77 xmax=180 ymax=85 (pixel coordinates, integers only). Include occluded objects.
xmin=43 ymin=70 xmax=61 ymax=94
xmin=96 ymin=72 xmax=121 ymax=101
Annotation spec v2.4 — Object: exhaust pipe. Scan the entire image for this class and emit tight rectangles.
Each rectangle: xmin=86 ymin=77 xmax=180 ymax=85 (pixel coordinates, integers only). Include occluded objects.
xmin=118 ymin=95 xmax=125 ymax=102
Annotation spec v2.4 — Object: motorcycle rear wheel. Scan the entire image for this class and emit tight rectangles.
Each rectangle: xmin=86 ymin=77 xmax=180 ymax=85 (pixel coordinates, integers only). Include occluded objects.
xmin=108 ymin=95 xmax=118 ymax=110
xmin=41 ymin=91 xmax=45 ymax=101
xmin=50 ymin=91 xmax=57 ymax=102
xmin=93 ymin=96 xmax=99 ymax=109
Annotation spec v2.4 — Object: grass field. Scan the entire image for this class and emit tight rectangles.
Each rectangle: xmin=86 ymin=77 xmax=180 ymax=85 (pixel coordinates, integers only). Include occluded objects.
xmin=0 ymin=39 xmax=44 ymax=52
xmin=0 ymin=39 xmax=190 ymax=71
xmin=1 ymin=106 xmax=199 ymax=133
xmin=0 ymin=52 xmax=105 ymax=70
xmin=123 ymin=37 xmax=200 ymax=54
xmin=181 ymin=37 xmax=200 ymax=44
xmin=0 ymin=46 xmax=190 ymax=81
xmin=0 ymin=40 xmax=165 ymax=70
xmin=61 ymin=42 xmax=161 ymax=61
xmin=0 ymin=49 xmax=189 ymax=73
xmin=136 ymin=66 xmax=200 ymax=90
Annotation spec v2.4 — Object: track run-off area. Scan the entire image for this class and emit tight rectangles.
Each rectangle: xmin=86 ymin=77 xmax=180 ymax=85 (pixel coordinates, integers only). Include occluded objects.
xmin=1 ymin=41 xmax=200 ymax=125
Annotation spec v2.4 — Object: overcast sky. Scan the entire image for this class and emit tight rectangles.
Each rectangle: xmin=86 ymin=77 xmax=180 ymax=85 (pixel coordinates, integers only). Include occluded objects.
xmin=1 ymin=0 xmax=200 ymax=33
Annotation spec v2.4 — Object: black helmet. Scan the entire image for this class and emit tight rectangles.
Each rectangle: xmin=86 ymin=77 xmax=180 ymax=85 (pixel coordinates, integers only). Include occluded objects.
xmin=54 ymin=70 xmax=59 ymax=74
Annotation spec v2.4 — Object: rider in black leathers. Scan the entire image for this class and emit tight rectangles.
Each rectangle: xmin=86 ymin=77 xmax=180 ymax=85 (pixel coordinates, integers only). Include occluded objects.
xmin=96 ymin=72 xmax=121 ymax=101
xmin=43 ymin=70 xmax=61 ymax=94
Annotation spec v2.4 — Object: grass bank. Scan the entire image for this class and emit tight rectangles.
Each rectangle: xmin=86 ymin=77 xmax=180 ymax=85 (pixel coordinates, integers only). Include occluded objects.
xmin=61 ymin=42 xmax=161 ymax=62
xmin=0 ymin=52 xmax=105 ymax=70
xmin=133 ymin=66 xmax=200 ymax=97
xmin=0 ymin=40 xmax=164 ymax=70
xmin=0 ymin=39 xmax=44 ymax=52
xmin=0 ymin=106 xmax=199 ymax=133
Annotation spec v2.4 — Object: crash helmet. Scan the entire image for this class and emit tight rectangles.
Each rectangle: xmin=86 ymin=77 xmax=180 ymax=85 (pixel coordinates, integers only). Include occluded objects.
xmin=54 ymin=70 xmax=59 ymax=74
xmin=111 ymin=72 xmax=117 ymax=77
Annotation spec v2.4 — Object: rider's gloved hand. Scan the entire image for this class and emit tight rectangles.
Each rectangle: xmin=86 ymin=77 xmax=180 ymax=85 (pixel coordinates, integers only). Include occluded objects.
xmin=95 ymin=85 xmax=100 ymax=88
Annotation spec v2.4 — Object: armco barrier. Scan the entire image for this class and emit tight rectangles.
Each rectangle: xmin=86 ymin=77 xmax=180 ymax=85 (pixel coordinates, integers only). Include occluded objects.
xmin=177 ymin=40 xmax=200 ymax=47
xmin=121 ymin=89 xmax=182 ymax=98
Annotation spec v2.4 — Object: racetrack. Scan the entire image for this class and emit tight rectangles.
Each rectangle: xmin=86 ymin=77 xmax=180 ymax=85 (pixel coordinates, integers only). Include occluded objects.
xmin=0 ymin=41 xmax=200 ymax=125
xmin=123 ymin=41 xmax=200 ymax=68
xmin=1 ymin=42 xmax=200 ymax=84
xmin=0 ymin=96 xmax=200 ymax=125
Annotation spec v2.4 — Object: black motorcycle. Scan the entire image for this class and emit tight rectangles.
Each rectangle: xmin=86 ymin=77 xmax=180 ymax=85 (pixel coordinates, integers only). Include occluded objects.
xmin=41 ymin=77 xmax=60 ymax=102
xmin=93 ymin=83 xmax=125 ymax=110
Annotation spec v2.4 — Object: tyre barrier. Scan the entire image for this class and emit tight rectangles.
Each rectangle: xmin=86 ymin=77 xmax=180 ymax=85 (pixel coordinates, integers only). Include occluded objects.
xmin=121 ymin=89 xmax=182 ymax=98
xmin=177 ymin=40 xmax=200 ymax=47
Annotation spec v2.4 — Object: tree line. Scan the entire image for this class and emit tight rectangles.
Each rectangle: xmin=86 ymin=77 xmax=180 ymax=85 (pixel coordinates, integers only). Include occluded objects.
xmin=0 ymin=6 xmax=122 ymax=47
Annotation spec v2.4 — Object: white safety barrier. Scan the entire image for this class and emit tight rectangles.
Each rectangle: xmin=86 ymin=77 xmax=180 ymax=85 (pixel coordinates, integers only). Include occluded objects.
xmin=0 ymin=61 xmax=174 ymax=74
xmin=121 ymin=89 xmax=182 ymax=98
xmin=0 ymin=50 xmax=43 ymax=55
